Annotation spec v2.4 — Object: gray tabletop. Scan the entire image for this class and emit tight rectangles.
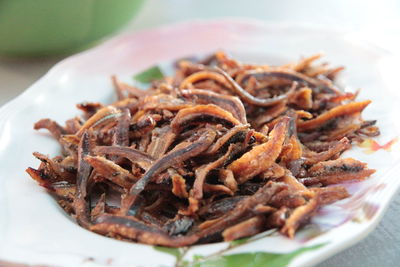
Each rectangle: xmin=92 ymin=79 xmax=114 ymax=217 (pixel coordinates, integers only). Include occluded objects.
xmin=1 ymin=0 xmax=400 ymax=266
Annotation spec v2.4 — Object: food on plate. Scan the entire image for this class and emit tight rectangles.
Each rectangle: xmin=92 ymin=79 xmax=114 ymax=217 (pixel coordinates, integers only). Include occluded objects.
xmin=27 ymin=51 xmax=379 ymax=247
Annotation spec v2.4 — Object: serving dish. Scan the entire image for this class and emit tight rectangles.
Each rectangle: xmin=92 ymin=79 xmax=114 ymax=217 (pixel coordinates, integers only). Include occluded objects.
xmin=0 ymin=0 xmax=144 ymax=56
xmin=0 ymin=19 xmax=399 ymax=267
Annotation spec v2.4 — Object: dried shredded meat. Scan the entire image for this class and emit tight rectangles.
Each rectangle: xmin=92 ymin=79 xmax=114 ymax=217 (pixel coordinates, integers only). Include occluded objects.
xmin=27 ymin=51 xmax=378 ymax=247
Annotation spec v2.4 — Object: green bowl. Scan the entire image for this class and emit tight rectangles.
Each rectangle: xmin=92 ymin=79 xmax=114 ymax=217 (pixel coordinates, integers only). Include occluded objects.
xmin=0 ymin=0 xmax=145 ymax=56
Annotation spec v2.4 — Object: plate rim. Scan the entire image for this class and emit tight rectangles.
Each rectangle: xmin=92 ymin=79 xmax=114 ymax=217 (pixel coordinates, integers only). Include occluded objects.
xmin=1 ymin=18 xmax=400 ymax=267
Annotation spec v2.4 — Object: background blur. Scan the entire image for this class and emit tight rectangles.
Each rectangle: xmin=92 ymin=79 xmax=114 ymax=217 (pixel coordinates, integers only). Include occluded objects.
xmin=2 ymin=0 xmax=400 ymax=105
xmin=1 ymin=0 xmax=399 ymax=265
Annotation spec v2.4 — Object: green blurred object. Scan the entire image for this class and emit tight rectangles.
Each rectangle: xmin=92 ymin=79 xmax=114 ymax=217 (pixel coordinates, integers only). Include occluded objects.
xmin=0 ymin=0 xmax=145 ymax=56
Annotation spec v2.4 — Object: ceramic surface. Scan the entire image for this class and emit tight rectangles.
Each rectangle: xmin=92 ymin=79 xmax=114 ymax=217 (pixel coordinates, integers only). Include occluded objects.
xmin=0 ymin=19 xmax=399 ymax=267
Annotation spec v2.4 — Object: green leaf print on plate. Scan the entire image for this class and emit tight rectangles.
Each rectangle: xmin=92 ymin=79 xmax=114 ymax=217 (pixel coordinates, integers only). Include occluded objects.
xmin=133 ymin=65 xmax=165 ymax=83
xmin=154 ymin=246 xmax=181 ymax=258
xmin=154 ymin=243 xmax=325 ymax=267
xmin=190 ymin=244 xmax=325 ymax=267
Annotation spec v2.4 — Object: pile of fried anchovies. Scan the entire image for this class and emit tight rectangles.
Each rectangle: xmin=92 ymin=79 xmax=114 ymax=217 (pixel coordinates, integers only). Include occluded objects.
xmin=27 ymin=52 xmax=379 ymax=247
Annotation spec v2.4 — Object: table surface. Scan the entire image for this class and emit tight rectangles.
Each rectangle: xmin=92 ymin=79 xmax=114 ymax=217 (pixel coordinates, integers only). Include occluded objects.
xmin=1 ymin=0 xmax=400 ymax=266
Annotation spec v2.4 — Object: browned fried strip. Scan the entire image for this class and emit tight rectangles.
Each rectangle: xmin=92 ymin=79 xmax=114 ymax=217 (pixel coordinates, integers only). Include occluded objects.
xmin=94 ymin=146 xmax=154 ymax=170
xmin=289 ymin=87 xmax=313 ymax=109
xmin=305 ymin=158 xmax=376 ymax=185
xmin=32 ymin=152 xmax=76 ymax=183
xmin=260 ymin=163 xmax=286 ymax=180
xmin=141 ymin=94 xmax=191 ymax=111
xmin=74 ymin=131 xmax=93 ymax=228
xmin=129 ymin=114 xmax=157 ymax=138
xmin=146 ymin=126 xmax=176 ymax=159
xmin=91 ymin=193 xmax=106 ymax=220
xmin=76 ymin=106 xmax=122 ymax=137
xmin=171 ymin=104 xmax=241 ymax=134
xmin=77 ymin=102 xmax=104 ymax=119
xmin=222 ymin=215 xmax=265 ymax=241
xmin=219 ymin=169 xmax=238 ymax=192
xmin=216 ymin=67 xmax=296 ymax=107
xmin=91 ymin=214 xmax=199 ymax=247
xmin=181 ymin=89 xmax=247 ymax=123
xmin=85 ymin=156 xmax=135 ymax=188
xmin=298 ymin=101 xmax=371 ymax=132
xmin=236 ymin=69 xmax=339 ymax=95
xmin=203 ymin=184 xmax=234 ymax=196
xmin=191 ymin=144 xmax=236 ymax=204
xmin=34 ymin=118 xmax=65 ymax=140
xmin=113 ymin=109 xmax=131 ymax=147
xmin=311 ymin=186 xmax=350 ymax=205
xmin=170 ymin=169 xmax=189 ymax=198
xmin=281 ymin=196 xmax=319 ymax=238
xmin=228 ymin=117 xmax=289 ymax=183
xmin=253 ymin=101 xmax=288 ymax=127
xmin=197 ymin=182 xmax=287 ymax=239
xmin=180 ymin=70 xmax=232 ymax=90
xmin=205 ymin=124 xmax=249 ymax=154
xmin=26 ymin=167 xmax=51 ymax=189
xmin=120 ymin=129 xmax=216 ymax=215
xmin=303 ymin=137 xmax=351 ymax=164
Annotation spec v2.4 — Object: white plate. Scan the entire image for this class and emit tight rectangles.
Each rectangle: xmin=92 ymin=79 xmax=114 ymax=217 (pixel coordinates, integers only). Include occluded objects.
xmin=1 ymin=19 xmax=400 ymax=267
